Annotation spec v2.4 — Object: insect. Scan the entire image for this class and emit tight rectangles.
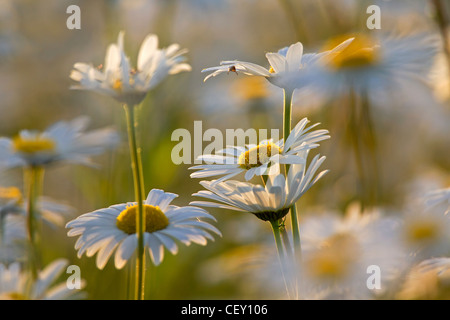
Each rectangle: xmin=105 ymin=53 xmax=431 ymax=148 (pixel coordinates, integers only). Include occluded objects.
xmin=227 ymin=65 xmax=238 ymax=75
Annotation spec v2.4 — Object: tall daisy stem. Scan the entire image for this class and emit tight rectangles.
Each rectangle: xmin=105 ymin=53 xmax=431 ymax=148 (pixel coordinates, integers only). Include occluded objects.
xmin=124 ymin=104 xmax=146 ymax=300
xmin=25 ymin=165 xmax=44 ymax=279
xmin=270 ymin=219 xmax=293 ymax=299
xmin=283 ymin=89 xmax=302 ymax=254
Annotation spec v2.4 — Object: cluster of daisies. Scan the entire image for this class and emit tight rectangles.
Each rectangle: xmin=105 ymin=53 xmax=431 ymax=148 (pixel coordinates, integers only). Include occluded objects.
xmin=0 ymin=27 xmax=449 ymax=300
xmin=0 ymin=32 xmax=218 ymax=300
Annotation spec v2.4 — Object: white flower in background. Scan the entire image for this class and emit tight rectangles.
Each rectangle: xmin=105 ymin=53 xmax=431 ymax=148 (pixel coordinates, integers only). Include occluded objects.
xmin=70 ymin=31 xmax=191 ymax=106
xmin=190 ymin=155 xmax=328 ymax=222
xmin=398 ymin=204 xmax=450 ymax=260
xmin=305 ymin=33 xmax=439 ymax=110
xmin=0 ymin=116 xmax=119 ymax=170
xmin=424 ymin=187 xmax=450 ymax=215
xmin=189 ymin=118 xmax=329 ymax=183
xmin=202 ymin=38 xmax=353 ymax=91
xmin=0 ymin=186 xmax=22 ymax=217
xmin=66 ymin=189 xmax=221 ymax=269
xmin=0 ymin=259 xmax=86 ymax=300
xmin=398 ymin=257 xmax=450 ymax=300
xmin=0 ymin=215 xmax=26 ymax=263
xmin=418 ymin=257 xmax=450 ymax=275
xmin=0 ymin=186 xmax=73 ymax=228
xmin=297 ymin=205 xmax=405 ymax=299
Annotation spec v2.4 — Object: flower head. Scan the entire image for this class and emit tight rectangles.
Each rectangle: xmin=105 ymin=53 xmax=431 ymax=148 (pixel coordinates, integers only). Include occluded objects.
xmin=66 ymin=189 xmax=221 ymax=268
xmin=70 ymin=31 xmax=191 ymax=106
xmin=202 ymin=39 xmax=353 ymax=91
xmin=0 ymin=259 xmax=86 ymax=300
xmin=305 ymin=33 xmax=439 ymax=109
xmin=0 ymin=116 xmax=119 ymax=170
xmin=190 ymin=154 xmax=328 ymax=222
xmin=189 ymin=118 xmax=329 ymax=183
xmin=297 ymin=205 xmax=405 ymax=299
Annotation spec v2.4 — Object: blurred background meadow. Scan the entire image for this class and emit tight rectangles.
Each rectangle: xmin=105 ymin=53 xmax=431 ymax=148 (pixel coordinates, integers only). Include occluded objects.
xmin=0 ymin=0 xmax=449 ymax=299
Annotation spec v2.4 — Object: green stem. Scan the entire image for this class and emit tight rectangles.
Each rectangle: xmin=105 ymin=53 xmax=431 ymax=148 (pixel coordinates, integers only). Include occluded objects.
xmin=124 ymin=104 xmax=146 ymax=300
xmin=283 ymin=89 xmax=302 ymax=254
xmin=25 ymin=166 xmax=44 ymax=279
xmin=270 ymin=220 xmax=292 ymax=299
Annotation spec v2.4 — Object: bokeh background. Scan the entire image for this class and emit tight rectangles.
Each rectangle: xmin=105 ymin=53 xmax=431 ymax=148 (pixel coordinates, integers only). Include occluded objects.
xmin=0 ymin=0 xmax=449 ymax=299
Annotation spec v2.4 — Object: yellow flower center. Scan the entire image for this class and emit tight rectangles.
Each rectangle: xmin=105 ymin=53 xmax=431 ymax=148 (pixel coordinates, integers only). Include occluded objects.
xmin=326 ymin=35 xmax=379 ymax=70
xmin=406 ymin=220 xmax=440 ymax=243
xmin=0 ymin=186 xmax=23 ymax=204
xmin=12 ymin=135 xmax=55 ymax=154
xmin=113 ymin=79 xmax=123 ymax=92
xmin=116 ymin=204 xmax=169 ymax=234
xmin=269 ymin=66 xmax=275 ymax=73
xmin=306 ymin=233 xmax=358 ymax=280
xmin=238 ymin=143 xmax=281 ymax=170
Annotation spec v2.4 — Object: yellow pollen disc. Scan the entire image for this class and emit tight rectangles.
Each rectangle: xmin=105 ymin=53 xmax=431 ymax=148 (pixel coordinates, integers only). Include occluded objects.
xmin=326 ymin=35 xmax=379 ymax=69
xmin=0 ymin=186 xmax=23 ymax=204
xmin=306 ymin=233 xmax=358 ymax=279
xmin=12 ymin=135 xmax=55 ymax=154
xmin=269 ymin=66 xmax=275 ymax=73
xmin=407 ymin=221 xmax=439 ymax=242
xmin=112 ymin=79 xmax=123 ymax=91
xmin=238 ymin=143 xmax=281 ymax=170
xmin=116 ymin=204 xmax=169 ymax=234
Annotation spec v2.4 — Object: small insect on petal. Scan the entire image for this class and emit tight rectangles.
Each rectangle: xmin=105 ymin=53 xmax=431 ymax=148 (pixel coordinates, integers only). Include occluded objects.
xmin=227 ymin=65 xmax=238 ymax=75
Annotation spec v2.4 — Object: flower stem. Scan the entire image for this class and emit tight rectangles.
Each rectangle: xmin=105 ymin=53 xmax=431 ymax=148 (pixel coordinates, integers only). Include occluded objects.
xmin=283 ymin=89 xmax=302 ymax=254
xmin=270 ymin=219 xmax=293 ymax=299
xmin=25 ymin=165 xmax=44 ymax=279
xmin=124 ymin=104 xmax=146 ymax=300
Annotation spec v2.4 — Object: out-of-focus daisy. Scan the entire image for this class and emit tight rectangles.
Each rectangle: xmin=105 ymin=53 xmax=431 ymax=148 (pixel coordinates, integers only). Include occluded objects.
xmin=397 ymin=258 xmax=450 ymax=300
xmin=0 ymin=259 xmax=86 ymax=300
xmin=0 ymin=186 xmax=73 ymax=228
xmin=70 ymin=31 xmax=191 ymax=106
xmin=66 ymin=189 xmax=220 ymax=269
xmin=424 ymin=187 xmax=450 ymax=214
xmin=190 ymin=155 xmax=328 ymax=223
xmin=297 ymin=205 xmax=404 ymax=299
xmin=0 ymin=116 xmax=119 ymax=170
xmin=202 ymin=39 xmax=353 ymax=91
xmin=306 ymin=33 xmax=438 ymax=110
xmin=189 ymin=118 xmax=330 ymax=183
xmin=418 ymin=257 xmax=450 ymax=275
xmin=0 ymin=214 xmax=26 ymax=263
xmin=0 ymin=186 xmax=22 ymax=217
xmin=398 ymin=204 xmax=450 ymax=260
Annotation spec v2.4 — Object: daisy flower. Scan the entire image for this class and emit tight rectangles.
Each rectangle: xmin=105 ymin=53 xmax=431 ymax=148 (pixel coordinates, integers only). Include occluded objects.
xmin=189 ymin=118 xmax=330 ymax=183
xmin=397 ymin=257 xmax=450 ymax=300
xmin=0 ymin=116 xmax=119 ymax=170
xmin=0 ymin=259 xmax=86 ymax=300
xmin=424 ymin=187 xmax=450 ymax=215
xmin=0 ymin=214 xmax=26 ymax=263
xmin=418 ymin=257 xmax=450 ymax=275
xmin=305 ymin=33 xmax=439 ymax=110
xmin=202 ymin=38 xmax=353 ymax=91
xmin=397 ymin=204 xmax=450 ymax=260
xmin=70 ymin=31 xmax=191 ymax=106
xmin=297 ymin=205 xmax=405 ymax=299
xmin=66 ymin=189 xmax=221 ymax=269
xmin=190 ymin=154 xmax=328 ymax=223
xmin=0 ymin=186 xmax=73 ymax=228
